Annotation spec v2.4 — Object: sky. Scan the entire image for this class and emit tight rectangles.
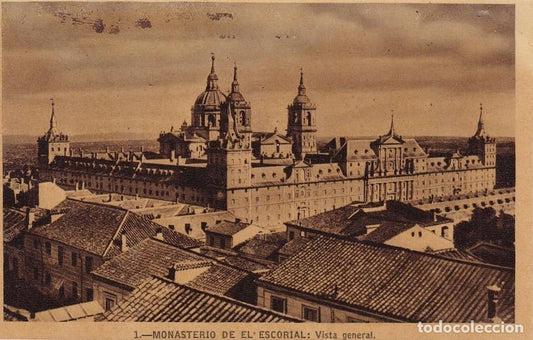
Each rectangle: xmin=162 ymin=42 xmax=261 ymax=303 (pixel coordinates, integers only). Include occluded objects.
xmin=2 ymin=2 xmax=515 ymax=138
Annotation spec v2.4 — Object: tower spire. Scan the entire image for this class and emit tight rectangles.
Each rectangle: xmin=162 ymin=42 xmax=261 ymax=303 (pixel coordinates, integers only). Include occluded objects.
xmin=298 ymin=67 xmax=306 ymax=95
xmin=50 ymin=98 xmax=57 ymax=130
xmin=474 ymin=103 xmax=487 ymax=137
xmin=231 ymin=62 xmax=240 ymax=94
xmin=206 ymin=53 xmax=219 ymax=90
xmin=388 ymin=111 xmax=395 ymax=136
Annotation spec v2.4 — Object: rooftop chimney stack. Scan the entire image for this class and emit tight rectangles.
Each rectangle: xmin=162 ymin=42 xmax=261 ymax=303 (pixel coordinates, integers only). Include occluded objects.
xmin=487 ymin=282 xmax=503 ymax=321
xmin=155 ymin=228 xmax=164 ymax=241
xmin=433 ymin=210 xmax=437 ymax=222
xmin=168 ymin=265 xmax=177 ymax=281
xmin=121 ymin=231 xmax=128 ymax=252
xmin=170 ymin=149 xmax=175 ymax=162
xmin=26 ymin=207 xmax=35 ymax=230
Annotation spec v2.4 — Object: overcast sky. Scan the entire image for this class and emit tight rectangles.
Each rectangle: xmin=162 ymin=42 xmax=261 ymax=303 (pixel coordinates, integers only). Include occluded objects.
xmin=2 ymin=2 xmax=515 ymax=138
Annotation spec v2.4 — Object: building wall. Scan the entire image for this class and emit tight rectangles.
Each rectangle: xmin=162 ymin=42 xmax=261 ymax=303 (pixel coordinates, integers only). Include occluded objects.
xmin=40 ymin=161 xmax=496 ymax=227
xmin=23 ymin=233 xmax=104 ymax=304
xmin=257 ymin=285 xmax=391 ymax=323
xmin=4 ymin=244 xmax=25 ymax=280
xmin=92 ymin=279 xmax=132 ymax=312
xmin=384 ymin=225 xmax=455 ymax=252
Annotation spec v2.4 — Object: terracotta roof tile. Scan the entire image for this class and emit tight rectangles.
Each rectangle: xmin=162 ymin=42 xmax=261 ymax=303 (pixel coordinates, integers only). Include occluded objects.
xmin=98 ymin=276 xmax=301 ymax=322
xmin=259 ymin=236 xmax=514 ymax=323
xmin=3 ymin=208 xmax=26 ymax=243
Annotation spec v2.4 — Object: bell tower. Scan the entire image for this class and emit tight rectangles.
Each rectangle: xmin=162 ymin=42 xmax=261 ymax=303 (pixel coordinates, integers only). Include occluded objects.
xmin=37 ymin=99 xmax=70 ymax=168
xmin=287 ymin=68 xmax=317 ymax=159
xmin=468 ymin=103 xmax=496 ymax=167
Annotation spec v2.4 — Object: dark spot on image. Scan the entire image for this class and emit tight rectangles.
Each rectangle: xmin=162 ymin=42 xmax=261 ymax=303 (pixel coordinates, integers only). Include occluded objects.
xmin=109 ymin=25 xmax=120 ymax=34
xmin=136 ymin=18 xmax=152 ymax=29
xmin=207 ymin=13 xmax=233 ymax=21
xmin=92 ymin=19 xmax=105 ymax=33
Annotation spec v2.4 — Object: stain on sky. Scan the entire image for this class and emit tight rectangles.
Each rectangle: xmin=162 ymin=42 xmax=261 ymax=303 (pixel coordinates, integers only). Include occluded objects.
xmin=135 ymin=18 xmax=152 ymax=29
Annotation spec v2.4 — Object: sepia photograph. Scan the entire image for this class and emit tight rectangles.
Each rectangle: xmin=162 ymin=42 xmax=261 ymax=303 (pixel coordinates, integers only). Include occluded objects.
xmin=1 ymin=1 xmax=531 ymax=339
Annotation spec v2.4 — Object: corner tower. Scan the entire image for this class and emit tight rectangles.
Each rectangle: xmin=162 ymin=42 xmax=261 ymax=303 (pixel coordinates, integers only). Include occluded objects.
xmin=37 ymin=99 xmax=70 ymax=167
xmin=468 ymin=103 xmax=496 ymax=167
xmin=287 ymin=68 xmax=317 ymax=159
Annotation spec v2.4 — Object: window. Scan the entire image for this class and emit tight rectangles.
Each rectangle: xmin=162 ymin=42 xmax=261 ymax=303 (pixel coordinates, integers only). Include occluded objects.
xmin=302 ymin=306 xmax=319 ymax=322
xmin=85 ymin=256 xmax=93 ymax=274
xmin=45 ymin=242 xmax=51 ymax=255
xmin=58 ymin=246 xmax=64 ymax=266
xmin=45 ymin=272 xmax=51 ymax=285
xmin=33 ymin=239 xmax=39 ymax=249
xmin=86 ymin=288 xmax=94 ymax=301
xmin=105 ymin=298 xmax=115 ymax=311
xmin=288 ymin=231 xmax=295 ymax=241
xmin=185 ymin=223 xmax=192 ymax=234
xmin=271 ymin=296 xmax=287 ymax=313
xmin=33 ymin=267 xmax=39 ymax=280
xmin=71 ymin=252 xmax=78 ymax=266
xmin=200 ymin=222 xmax=207 ymax=232
xmin=220 ymin=238 xmax=226 ymax=249
xmin=72 ymin=282 xmax=78 ymax=300
xmin=209 ymin=237 xmax=214 ymax=247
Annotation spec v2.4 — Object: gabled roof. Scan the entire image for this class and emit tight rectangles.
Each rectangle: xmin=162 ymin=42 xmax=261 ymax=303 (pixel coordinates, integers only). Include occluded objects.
xmin=235 ymin=232 xmax=287 ymax=261
xmin=206 ymin=220 xmax=253 ymax=236
xmin=98 ymin=276 xmax=302 ymax=322
xmin=259 ymin=235 xmax=514 ymax=323
xmin=253 ymin=131 xmax=292 ymax=144
xmin=92 ymin=238 xmax=248 ymax=294
xmin=358 ymin=222 xmax=415 ymax=243
xmin=3 ymin=208 xmax=26 ymax=243
xmin=29 ymin=200 xmax=201 ymax=258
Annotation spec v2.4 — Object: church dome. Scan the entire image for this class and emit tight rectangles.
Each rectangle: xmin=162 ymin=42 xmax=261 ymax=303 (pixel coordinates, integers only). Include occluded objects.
xmin=194 ymin=55 xmax=227 ymax=109
xmin=292 ymin=69 xmax=311 ymax=105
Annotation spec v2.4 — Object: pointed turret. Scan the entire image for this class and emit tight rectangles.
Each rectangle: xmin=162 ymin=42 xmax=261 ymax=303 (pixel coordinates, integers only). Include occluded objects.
xmin=474 ymin=103 xmax=487 ymax=138
xmin=388 ymin=113 xmax=395 ymax=136
xmin=50 ymin=99 xmax=58 ymax=131
xmin=206 ymin=54 xmax=219 ymax=90
xmin=228 ymin=63 xmax=245 ymax=102
xmin=298 ymin=67 xmax=306 ymax=95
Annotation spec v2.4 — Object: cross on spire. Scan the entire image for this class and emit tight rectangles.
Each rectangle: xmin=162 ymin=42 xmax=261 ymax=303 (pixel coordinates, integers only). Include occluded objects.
xmin=50 ymin=98 xmax=57 ymax=130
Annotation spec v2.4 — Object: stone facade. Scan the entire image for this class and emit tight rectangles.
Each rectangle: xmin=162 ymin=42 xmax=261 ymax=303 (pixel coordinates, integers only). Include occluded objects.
xmin=38 ymin=56 xmax=497 ymax=227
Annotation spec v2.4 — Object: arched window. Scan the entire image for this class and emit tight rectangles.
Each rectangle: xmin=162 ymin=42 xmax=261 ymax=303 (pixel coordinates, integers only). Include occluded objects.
xmin=306 ymin=112 xmax=312 ymax=126
xmin=275 ymin=140 xmax=280 ymax=153
xmin=208 ymin=115 xmax=216 ymax=127
xmin=240 ymin=111 xmax=246 ymax=125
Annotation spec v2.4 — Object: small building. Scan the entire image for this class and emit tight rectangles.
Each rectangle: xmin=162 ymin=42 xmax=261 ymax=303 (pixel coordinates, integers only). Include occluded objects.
xmin=285 ymin=200 xmax=455 ymax=252
xmin=205 ymin=220 xmax=266 ymax=250
xmin=257 ymin=235 xmax=514 ymax=323
xmin=23 ymin=199 xmax=201 ymax=306
xmin=91 ymin=237 xmax=255 ymax=310
xmin=97 ymin=276 xmax=301 ymax=322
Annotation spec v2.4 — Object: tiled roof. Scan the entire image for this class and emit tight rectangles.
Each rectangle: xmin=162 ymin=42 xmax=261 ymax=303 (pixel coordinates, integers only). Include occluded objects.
xmin=287 ymin=201 xmax=451 ymax=239
xmin=358 ymin=222 xmax=415 ymax=243
xmin=199 ymin=247 xmax=273 ymax=272
xmin=3 ymin=208 xmax=26 ymax=243
xmin=433 ymin=249 xmax=485 ymax=263
xmin=236 ymin=232 xmax=287 ymax=261
xmin=259 ymin=236 xmax=514 ymax=323
xmin=206 ymin=220 xmax=250 ymax=236
xmin=277 ymin=237 xmax=311 ymax=258
xmin=467 ymin=242 xmax=515 ymax=268
xmin=33 ymin=301 xmax=104 ymax=322
xmin=92 ymin=239 xmax=248 ymax=295
xmin=30 ymin=200 xmax=200 ymax=257
xmin=98 ymin=276 xmax=301 ymax=322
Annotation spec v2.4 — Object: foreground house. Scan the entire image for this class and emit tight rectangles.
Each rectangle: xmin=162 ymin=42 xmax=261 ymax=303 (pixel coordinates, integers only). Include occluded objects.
xmin=91 ymin=238 xmax=255 ymax=309
xmin=257 ymin=235 xmax=514 ymax=323
xmin=23 ymin=199 xmax=201 ymax=306
xmin=97 ymin=276 xmax=301 ymax=322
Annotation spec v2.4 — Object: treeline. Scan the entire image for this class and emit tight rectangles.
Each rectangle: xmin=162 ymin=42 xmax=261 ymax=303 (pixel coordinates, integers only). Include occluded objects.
xmin=454 ymin=207 xmax=514 ymax=249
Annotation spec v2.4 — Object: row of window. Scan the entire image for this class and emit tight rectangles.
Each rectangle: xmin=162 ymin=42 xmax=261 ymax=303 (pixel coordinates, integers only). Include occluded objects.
xmin=32 ymin=269 xmax=94 ymax=301
xmin=270 ymin=296 xmax=319 ymax=322
xmin=35 ymin=240 xmax=93 ymax=273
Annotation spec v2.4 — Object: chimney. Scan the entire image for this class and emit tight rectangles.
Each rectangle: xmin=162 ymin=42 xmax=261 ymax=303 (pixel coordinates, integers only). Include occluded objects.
xmin=487 ymin=282 xmax=503 ymax=321
xmin=235 ymin=218 xmax=241 ymax=224
xmin=26 ymin=207 xmax=35 ymax=230
xmin=170 ymin=149 xmax=175 ymax=162
xmin=168 ymin=265 xmax=176 ymax=281
xmin=81 ymin=181 xmax=85 ymax=190
xmin=433 ymin=210 xmax=437 ymax=222
xmin=121 ymin=231 xmax=128 ymax=252
xmin=52 ymin=177 xmax=56 ymax=184
xmin=135 ymin=194 xmax=139 ymax=200
xmin=75 ymin=182 xmax=79 ymax=191
xmin=155 ymin=228 xmax=164 ymax=241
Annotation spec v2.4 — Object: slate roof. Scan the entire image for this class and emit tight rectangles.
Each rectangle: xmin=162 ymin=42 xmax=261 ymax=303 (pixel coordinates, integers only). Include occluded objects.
xmin=29 ymin=200 xmax=201 ymax=258
xmin=92 ymin=238 xmax=249 ymax=295
xmin=258 ymin=235 xmax=514 ymax=323
xmin=199 ymin=247 xmax=274 ymax=272
xmin=98 ymin=276 xmax=301 ymax=322
xmin=3 ymin=208 xmax=26 ymax=243
xmin=206 ymin=220 xmax=251 ymax=236
xmin=287 ymin=201 xmax=451 ymax=239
